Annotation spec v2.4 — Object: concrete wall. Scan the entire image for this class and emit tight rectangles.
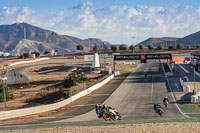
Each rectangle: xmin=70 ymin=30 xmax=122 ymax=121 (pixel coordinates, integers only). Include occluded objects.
xmin=0 ymin=71 xmax=120 ymax=120
xmin=180 ymin=78 xmax=190 ymax=92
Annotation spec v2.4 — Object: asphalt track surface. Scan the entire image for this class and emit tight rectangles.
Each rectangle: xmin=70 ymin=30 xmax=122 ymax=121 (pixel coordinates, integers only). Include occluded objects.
xmin=5 ymin=63 xmax=67 ymax=84
xmin=52 ymin=60 xmax=187 ymax=123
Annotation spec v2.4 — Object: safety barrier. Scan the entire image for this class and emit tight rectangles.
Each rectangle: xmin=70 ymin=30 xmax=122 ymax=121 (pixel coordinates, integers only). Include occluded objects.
xmin=179 ymin=78 xmax=190 ymax=92
xmin=9 ymin=58 xmax=49 ymax=66
xmin=0 ymin=71 xmax=120 ymax=120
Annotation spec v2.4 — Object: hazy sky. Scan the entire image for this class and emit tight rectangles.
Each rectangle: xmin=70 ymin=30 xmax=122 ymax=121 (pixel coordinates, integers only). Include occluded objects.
xmin=0 ymin=0 xmax=200 ymax=45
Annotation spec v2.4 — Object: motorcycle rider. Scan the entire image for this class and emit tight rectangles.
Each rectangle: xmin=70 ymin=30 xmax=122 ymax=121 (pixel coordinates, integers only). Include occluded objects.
xmin=102 ymin=104 xmax=119 ymax=119
xmin=154 ymin=103 xmax=162 ymax=113
xmin=163 ymin=96 xmax=169 ymax=104
xmin=95 ymin=104 xmax=104 ymax=118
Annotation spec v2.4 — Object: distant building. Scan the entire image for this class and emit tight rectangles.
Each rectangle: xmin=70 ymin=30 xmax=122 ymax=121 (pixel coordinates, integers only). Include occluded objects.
xmin=50 ymin=49 xmax=57 ymax=56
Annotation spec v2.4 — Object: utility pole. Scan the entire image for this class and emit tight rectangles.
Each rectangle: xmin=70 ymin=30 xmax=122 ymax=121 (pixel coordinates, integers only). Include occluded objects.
xmin=131 ymin=36 xmax=136 ymax=53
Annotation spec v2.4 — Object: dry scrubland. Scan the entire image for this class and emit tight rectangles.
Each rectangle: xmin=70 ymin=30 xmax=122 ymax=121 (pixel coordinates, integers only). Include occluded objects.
xmin=1 ymin=122 xmax=200 ymax=133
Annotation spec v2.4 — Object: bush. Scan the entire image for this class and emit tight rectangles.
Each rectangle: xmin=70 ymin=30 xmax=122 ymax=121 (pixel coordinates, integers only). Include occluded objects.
xmin=63 ymin=72 xmax=88 ymax=88
xmin=25 ymin=82 xmax=31 ymax=87
xmin=0 ymin=81 xmax=14 ymax=102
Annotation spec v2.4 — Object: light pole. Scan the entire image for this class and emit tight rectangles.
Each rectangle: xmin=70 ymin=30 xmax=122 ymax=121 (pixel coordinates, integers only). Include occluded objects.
xmin=131 ymin=36 xmax=136 ymax=53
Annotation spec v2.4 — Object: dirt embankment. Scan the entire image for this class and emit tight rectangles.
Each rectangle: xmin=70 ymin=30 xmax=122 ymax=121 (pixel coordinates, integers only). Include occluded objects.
xmin=1 ymin=122 xmax=200 ymax=133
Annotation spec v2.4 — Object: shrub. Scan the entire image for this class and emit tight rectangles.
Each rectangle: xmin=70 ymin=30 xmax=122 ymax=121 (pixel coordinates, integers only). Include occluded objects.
xmin=63 ymin=72 xmax=88 ymax=88
xmin=25 ymin=82 xmax=31 ymax=87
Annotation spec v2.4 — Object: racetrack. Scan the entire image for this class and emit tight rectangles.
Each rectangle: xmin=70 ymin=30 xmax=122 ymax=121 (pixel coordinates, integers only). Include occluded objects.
xmin=52 ymin=60 xmax=187 ymax=123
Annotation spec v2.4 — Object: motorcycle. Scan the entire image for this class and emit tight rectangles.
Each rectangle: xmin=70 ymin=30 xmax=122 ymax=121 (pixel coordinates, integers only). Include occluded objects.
xmin=154 ymin=104 xmax=164 ymax=117
xmin=157 ymin=108 xmax=164 ymax=117
xmin=95 ymin=105 xmax=121 ymax=121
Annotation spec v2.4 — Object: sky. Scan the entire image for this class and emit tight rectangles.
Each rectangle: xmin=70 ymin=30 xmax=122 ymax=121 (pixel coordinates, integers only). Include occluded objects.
xmin=0 ymin=0 xmax=200 ymax=45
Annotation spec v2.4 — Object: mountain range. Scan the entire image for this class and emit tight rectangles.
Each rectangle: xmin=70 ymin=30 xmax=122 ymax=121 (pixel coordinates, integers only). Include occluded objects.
xmin=0 ymin=22 xmax=200 ymax=56
xmin=0 ymin=23 xmax=110 ymax=55
xmin=137 ymin=31 xmax=200 ymax=48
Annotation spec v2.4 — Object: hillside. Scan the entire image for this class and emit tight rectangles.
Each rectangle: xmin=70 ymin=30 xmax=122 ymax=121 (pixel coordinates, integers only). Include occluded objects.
xmin=0 ymin=23 xmax=110 ymax=55
xmin=136 ymin=37 xmax=179 ymax=47
xmin=137 ymin=31 xmax=200 ymax=47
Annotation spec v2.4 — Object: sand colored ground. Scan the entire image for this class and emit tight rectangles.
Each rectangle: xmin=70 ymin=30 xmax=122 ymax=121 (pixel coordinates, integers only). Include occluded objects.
xmin=1 ymin=122 xmax=200 ymax=133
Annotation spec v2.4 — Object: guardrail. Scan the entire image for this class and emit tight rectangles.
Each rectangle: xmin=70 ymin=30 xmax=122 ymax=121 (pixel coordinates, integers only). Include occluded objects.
xmin=0 ymin=71 xmax=120 ymax=120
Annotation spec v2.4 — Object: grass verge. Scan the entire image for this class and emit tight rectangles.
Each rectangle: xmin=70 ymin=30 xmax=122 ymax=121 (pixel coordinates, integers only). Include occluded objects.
xmin=177 ymin=103 xmax=200 ymax=117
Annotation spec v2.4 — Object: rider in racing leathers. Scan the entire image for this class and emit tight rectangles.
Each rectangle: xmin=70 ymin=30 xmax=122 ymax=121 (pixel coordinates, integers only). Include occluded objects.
xmin=163 ymin=96 xmax=169 ymax=104
xmin=102 ymin=104 xmax=119 ymax=119
xmin=154 ymin=103 xmax=162 ymax=113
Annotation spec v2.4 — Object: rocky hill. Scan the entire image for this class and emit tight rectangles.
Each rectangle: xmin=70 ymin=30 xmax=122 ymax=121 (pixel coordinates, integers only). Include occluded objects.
xmin=136 ymin=37 xmax=180 ymax=47
xmin=0 ymin=23 xmax=110 ymax=55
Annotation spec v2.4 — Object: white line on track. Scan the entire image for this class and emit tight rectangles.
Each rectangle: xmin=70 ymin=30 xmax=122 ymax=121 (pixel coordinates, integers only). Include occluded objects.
xmin=177 ymin=64 xmax=189 ymax=73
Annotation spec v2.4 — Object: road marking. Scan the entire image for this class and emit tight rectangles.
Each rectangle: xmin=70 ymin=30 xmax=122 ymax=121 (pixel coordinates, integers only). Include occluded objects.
xmin=177 ymin=64 xmax=189 ymax=73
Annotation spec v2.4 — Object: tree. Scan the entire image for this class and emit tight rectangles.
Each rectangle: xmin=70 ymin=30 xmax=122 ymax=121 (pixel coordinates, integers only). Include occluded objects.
xmin=23 ymin=53 xmax=29 ymax=58
xmin=168 ymin=45 xmax=173 ymax=50
xmin=104 ymin=44 xmax=109 ymax=50
xmin=177 ymin=43 xmax=184 ymax=50
xmin=55 ymin=49 xmax=59 ymax=52
xmin=44 ymin=50 xmax=50 ymax=55
xmin=93 ymin=43 xmax=98 ymax=53
xmin=63 ymin=72 xmax=88 ymax=88
xmin=77 ymin=45 xmax=84 ymax=51
xmin=147 ymin=43 xmax=154 ymax=51
xmin=129 ymin=45 xmax=135 ymax=52
xmin=119 ymin=44 xmax=127 ymax=51
xmin=33 ymin=51 xmax=40 ymax=57
xmin=186 ymin=45 xmax=191 ymax=50
xmin=111 ymin=45 xmax=117 ymax=52
xmin=197 ymin=44 xmax=200 ymax=49
xmin=157 ymin=44 xmax=164 ymax=50
xmin=0 ymin=80 xmax=13 ymax=102
xmin=139 ymin=44 xmax=144 ymax=51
